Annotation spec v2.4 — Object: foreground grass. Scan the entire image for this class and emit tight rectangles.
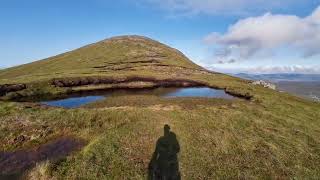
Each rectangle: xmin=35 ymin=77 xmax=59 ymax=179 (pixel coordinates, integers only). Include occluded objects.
xmin=1 ymin=92 xmax=320 ymax=179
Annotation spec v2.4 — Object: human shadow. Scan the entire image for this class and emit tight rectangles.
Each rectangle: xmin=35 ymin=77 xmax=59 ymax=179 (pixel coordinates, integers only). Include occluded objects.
xmin=148 ymin=125 xmax=181 ymax=180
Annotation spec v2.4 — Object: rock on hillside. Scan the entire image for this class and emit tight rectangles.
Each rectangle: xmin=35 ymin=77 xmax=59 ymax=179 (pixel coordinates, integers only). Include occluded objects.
xmin=252 ymin=80 xmax=276 ymax=90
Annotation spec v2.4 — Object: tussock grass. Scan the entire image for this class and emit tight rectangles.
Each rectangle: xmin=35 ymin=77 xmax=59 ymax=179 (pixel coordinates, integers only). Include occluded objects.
xmin=27 ymin=161 xmax=55 ymax=180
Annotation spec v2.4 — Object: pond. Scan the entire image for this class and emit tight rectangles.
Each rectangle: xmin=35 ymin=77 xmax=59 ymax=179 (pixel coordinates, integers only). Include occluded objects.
xmin=41 ymin=87 xmax=235 ymax=108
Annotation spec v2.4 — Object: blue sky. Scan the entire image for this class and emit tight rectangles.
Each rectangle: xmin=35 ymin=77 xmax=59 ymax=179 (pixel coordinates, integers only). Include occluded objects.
xmin=1 ymin=0 xmax=320 ymax=73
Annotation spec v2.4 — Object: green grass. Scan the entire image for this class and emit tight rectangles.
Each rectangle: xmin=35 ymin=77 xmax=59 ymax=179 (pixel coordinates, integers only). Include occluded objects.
xmin=1 ymin=94 xmax=319 ymax=179
xmin=0 ymin=35 xmax=320 ymax=179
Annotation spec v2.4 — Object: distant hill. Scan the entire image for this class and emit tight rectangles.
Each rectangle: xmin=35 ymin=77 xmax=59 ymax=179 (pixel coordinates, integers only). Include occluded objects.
xmin=234 ymin=73 xmax=320 ymax=102
xmin=235 ymin=73 xmax=320 ymax=82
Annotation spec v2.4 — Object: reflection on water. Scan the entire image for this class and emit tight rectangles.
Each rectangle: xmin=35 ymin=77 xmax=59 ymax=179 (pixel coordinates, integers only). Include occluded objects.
xmin=42 ymin=96 xmax=105 ymax=108
xmin=164 ymin=87 xmax=233 ymax=99
xmin=41 ymin=87 xmax=235 ymax=108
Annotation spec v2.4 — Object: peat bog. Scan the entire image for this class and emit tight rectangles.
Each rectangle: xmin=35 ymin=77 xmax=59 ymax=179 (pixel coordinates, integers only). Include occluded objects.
xmin=0 ymin=137 xmax=85 ymax=179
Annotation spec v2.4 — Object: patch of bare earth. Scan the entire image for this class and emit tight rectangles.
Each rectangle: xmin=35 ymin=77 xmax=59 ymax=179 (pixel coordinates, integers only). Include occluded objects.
xmin=0 ymin=137 xmax=85 ymax=177
xmin=100 ymin=105 xmax=181 ymax=111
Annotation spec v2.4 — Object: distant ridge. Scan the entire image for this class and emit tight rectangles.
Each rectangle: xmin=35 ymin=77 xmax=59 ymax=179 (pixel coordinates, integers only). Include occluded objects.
xmin=235 ymin=73 xmax=320 ymax=82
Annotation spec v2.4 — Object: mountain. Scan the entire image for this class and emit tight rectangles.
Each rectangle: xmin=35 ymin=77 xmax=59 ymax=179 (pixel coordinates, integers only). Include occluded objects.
xmin=0 ymin=36 xmax=320 ymax=179
xmin=0 ymin=35 xmax=246 ymax=100
xmin=0 ymin=35 xmax=203 ymax=84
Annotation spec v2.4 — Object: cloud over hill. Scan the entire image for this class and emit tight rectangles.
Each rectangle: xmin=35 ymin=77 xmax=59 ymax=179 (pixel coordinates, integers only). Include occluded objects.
xmin=204 ymin=6 xmax=320 ymax=58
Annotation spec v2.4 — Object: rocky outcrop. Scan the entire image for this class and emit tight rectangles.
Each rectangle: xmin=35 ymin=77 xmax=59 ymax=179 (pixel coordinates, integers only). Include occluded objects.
xmin=52 ymin=76 xmax=208 ymax=88
xmin=0 ymin=84 xmax=26 ymax=96
xmin=251 ymin=80 xmax=276 ymax=90
xmin=309 ymin=95 xmax=320 ymax=102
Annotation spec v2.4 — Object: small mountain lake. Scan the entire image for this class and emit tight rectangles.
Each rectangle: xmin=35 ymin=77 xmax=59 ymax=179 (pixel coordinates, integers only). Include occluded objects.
xmin=41 ymin=87 xmax=235 ymax=108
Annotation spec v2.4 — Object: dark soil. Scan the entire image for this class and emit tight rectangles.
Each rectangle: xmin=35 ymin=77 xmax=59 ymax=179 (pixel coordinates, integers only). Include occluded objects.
xmin=51 ymin=76 xmax=209 ymax=88
xmin=0 ymin=137 xmax=86 ymax=178
xmin=0 ymin=84 xmax=26 ymax=96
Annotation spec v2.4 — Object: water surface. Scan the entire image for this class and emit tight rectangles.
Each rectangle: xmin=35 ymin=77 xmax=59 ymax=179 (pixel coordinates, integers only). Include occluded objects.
xmin=164 ymin=87 xmax=233 ymax=99
xmin=41 ymin=87 xmax=234 ymax=108
xmin=42 ymin=96 xmax=104 ymax=108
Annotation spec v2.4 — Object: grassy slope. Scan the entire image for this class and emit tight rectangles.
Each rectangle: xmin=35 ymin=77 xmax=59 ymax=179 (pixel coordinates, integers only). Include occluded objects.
xmin=0 ymin=35 xmax=201 ymax=84
xmin=0 ymin=36 xmax=320 ymax=179
xmin=0 ymin=35 xmax=247 ymax=101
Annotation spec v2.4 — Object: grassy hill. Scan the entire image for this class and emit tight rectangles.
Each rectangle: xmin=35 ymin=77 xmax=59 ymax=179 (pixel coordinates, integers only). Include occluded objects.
xmin=0 ymin=36 xmax=320 ymax=179
xmin=0 ymin=35 xmax=248 ymax=101
xmin=0 ymin=35 xmax=202 ymax=84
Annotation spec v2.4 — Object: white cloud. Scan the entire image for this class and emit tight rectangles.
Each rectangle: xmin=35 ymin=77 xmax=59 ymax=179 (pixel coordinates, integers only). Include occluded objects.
xmin=245 ymin=66 xmax=320 ymax=74
xmin=143 ymin=0 xmax=303 ymax=15
xmin=205 ymin=6 xmax=320 ymax=58
xmin=206 ymin=65 xmax=320 ymax=74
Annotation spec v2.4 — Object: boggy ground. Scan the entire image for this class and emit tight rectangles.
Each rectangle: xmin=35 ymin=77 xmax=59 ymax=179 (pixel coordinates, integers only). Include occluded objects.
xmin=1 ymin=90 xmax=320 ymax=179
xmin=0 ymin=137 xmax=85 ymax=179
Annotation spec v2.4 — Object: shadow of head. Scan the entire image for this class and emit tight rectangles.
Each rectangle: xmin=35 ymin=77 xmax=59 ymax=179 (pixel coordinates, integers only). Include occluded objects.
xmin=148 ymin=124 xmax=181 ymax=180
xmin=164 ymin=124 xmax=170 ymax=137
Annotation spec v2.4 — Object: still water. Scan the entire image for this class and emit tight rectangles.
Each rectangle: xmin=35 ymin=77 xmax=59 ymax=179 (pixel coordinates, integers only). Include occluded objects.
xmin=41 ymin=87 xmax=234 ymax=108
